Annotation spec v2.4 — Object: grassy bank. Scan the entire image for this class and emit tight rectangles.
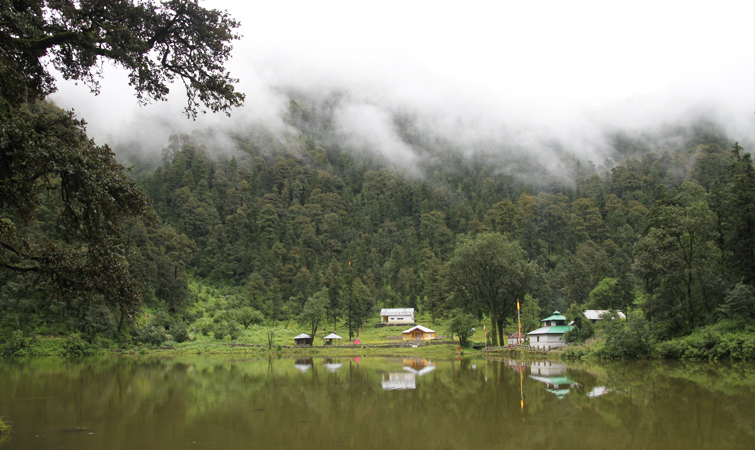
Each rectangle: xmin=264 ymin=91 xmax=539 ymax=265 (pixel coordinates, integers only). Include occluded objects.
xmin=561 ymin=321 xmax=755 ymax=361
xmin=140 ymin=342 xmax=476 ymax=359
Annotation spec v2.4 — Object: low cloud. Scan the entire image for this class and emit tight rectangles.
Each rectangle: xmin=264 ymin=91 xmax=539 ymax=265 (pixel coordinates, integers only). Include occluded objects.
xmin=49 ymin=0 xmax=754 ymax=177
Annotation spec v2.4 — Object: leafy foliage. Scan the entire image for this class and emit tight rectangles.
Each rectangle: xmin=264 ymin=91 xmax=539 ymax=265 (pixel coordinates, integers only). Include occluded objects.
xmin=0 ymin=0 xmax=244 ymax=346
xmin=445 ymin=312 xmax=477 ymax=347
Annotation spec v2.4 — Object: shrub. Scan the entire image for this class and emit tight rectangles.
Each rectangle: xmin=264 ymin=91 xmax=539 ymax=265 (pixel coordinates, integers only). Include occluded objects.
xmin=171 ymin=321 xmax=189 ymax=343
xmin=1 ymin=330 xmax=37 ymax=357
xmin=63 ymin=334 xmax=95 ymax=356
xmin=134 ymin=326 xmax=167 ymax=347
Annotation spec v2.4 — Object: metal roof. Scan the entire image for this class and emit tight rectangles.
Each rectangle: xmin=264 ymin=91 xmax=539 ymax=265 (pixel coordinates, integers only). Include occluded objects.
xmin=584 ymin=310 xmax=626 ymax=320
xmin=322 ymin=333 xmax=342 ymax=339
xmin=380 ymin=308 xmax=415 ymax=316
xmin=541 ymin=311 xmax=567 ymax=322
xmin=402 ymin=325 xmax=436 ymax=333
xmin=527 ymin=325 xmax=574 ymax=335
xmin=293 ymin=333 xmax=311 ymax=339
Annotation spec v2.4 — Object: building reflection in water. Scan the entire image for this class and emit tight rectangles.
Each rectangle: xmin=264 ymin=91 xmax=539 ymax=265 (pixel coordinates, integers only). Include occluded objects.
xmin=587 ymin=386 xmax=611 ymax=398
xmin=323 ymin=358 xmax=343 ymax=373
xmin=294 ymin=357 xmax=314 ymax=373
xmin=403 ymin=357 xmax=436 ymax=376
xmin=382 ymin=358 xmax=436 ymax=390
xmin=529 ymin=361 xmax=579 ymax=399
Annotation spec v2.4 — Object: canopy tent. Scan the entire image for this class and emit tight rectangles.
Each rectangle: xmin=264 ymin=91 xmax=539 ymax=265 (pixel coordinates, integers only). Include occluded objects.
xmin=293 ymin=333 xmax=313 ymax=346
xmin=322 ymin=333 xmax=343 ymax=346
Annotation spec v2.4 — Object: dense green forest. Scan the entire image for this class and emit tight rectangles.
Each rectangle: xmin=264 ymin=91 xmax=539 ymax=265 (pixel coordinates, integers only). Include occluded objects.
xmin=3 ymin=95 xmax=754 ymax=356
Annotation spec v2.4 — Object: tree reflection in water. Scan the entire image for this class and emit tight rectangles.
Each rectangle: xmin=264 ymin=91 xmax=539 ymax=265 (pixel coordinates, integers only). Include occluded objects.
xmin=0 ymin=357 xmax=753 ymax=450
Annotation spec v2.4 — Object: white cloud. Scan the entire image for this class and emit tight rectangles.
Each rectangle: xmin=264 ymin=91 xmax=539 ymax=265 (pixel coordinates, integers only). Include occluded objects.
xmin=50 ymin=0 xmax=754 ymax=171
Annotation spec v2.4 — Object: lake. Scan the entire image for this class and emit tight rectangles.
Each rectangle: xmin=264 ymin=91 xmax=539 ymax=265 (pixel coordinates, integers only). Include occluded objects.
xmin=0 ymin=356 xmax=753 ymax=449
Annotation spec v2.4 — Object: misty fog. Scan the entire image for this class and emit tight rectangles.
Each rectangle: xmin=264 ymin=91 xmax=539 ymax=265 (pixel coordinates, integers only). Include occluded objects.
xmin=49 ymin=0 xmax=754 ymax=176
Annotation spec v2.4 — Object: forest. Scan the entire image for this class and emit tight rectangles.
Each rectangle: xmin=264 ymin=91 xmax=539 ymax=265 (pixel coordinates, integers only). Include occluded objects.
xmin=2 ymin=94 xmax=754 ymax=358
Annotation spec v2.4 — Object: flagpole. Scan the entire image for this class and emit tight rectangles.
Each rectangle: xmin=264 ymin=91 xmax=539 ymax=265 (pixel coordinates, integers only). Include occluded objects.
xmin=517 ymin=299 xmax=522 ymax=345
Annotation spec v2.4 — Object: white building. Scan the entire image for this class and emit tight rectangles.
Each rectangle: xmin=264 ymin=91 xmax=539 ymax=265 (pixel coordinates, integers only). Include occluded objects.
xmin=583 ymin=310 xmax=626 ymax=322
xmin=380 ymin=308 xmax=415 ymax=324
xmin=526 ymin=311 xmax=574 ymax=349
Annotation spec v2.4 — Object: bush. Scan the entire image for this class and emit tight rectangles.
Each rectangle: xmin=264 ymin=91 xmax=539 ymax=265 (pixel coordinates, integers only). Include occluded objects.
xmin=63 ymin=334 xmax=95 ymax=356
xmin=170 ymin=321 xmax=189 ymax=343
xmin=134 ymin=326 xmax=167 ymax=347
xmin=1 ymin=330 xmax=38 ymax=357
xmin=653 ymin=325 xmax=755 ymax=360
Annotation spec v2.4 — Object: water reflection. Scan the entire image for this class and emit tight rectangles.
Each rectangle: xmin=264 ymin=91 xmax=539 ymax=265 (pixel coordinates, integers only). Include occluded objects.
xmin=586 ymin=386 xmax=610 ymax=398
xmin=528 ymin=361 xmax=579 ymax=399
xmin=323 ymin=359 xmax=343 ymax=373
xmin=402 ymin=357 xmax=436 ymax=376
xmin=294 ymin=357 xmax=313 ymax=373
xmin=382 ymin=372 xmax=416 ymax=390
xmin=0 ymin=357 xmax=754 ymax=450
xmin=380 ymin=358 xmax=436 ymax=390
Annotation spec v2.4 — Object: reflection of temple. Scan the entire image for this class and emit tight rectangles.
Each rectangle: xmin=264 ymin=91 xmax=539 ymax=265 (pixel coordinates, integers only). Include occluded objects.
xmin=382 ymin=372 xmax=416 ymax=390
xmin=530 ymin=361 xmax=567 ymax=376
xmin=529 ymin=361 xmax=579 ymax=399
xmin=402 ymin=358 xmax=436 ymax=376
xmin=294 ymin=357 xmax=314 ymax=373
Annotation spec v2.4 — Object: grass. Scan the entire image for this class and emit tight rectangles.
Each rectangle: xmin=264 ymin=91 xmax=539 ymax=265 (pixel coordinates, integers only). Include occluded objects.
xmin=131 ymin=309 xmax=541 ymax=359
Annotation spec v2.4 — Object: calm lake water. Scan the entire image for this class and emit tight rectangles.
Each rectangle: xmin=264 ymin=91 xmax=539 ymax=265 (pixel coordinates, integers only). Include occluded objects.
xmin=0 ymin=356 xmax=753 ymax=449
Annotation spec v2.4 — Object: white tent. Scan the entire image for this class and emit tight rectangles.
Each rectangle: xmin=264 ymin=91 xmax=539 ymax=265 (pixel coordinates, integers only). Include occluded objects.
xmin=322 ymin=333 xmax=343 ymax=345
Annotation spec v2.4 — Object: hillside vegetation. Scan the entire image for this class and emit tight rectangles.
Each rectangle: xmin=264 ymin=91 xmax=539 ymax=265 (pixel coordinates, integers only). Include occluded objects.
xmin=2 ymin=98 xmax=754 ymax=358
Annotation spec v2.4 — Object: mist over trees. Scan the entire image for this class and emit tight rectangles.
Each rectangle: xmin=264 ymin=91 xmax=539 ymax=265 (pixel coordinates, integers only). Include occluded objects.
xmin=69 ymin=95 xmax=748 ymax=350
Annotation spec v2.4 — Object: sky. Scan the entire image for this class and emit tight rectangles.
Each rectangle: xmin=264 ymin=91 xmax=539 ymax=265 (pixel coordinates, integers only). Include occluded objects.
xmin=50 ymin=0 xmax=755 ymax=169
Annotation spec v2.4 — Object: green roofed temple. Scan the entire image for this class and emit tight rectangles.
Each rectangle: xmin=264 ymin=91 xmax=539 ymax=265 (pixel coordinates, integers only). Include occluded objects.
xmin=526 ymin=311 xmax=574 ymax=349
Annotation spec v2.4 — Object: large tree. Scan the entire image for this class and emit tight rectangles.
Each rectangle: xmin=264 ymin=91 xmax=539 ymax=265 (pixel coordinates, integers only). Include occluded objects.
xmin=0 ymin=0 xmax=243 ymax=327
xmin=444 ymin=233 xmax=544 ymax=346
xmin=633 ymin=181 xmax=723 ymax=338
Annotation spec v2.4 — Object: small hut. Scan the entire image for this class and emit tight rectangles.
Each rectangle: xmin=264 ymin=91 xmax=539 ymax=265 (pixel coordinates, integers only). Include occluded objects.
xmin=507 ymin=331 xmax=527 ymax=345
xmin=402 ymin=325 xmax=436 ymax=341
xmin=322 ymin=333 xmax=343 ymax=346
xmin=294 ymin=333 xmax=314 ymax=346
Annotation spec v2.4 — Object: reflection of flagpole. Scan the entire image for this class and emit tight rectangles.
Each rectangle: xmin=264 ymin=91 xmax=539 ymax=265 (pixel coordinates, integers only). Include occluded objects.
xmin=520 ymin=364 xmax=524 ymax=416
xmin=517 ymin=299 xmax=522 ymax=345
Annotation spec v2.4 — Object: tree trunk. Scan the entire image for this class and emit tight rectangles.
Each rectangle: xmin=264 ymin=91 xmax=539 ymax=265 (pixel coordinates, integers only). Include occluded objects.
xmin=496 ymin=316 xmax=506 ymax=347
xmin=490 ymin=311 xmax=499 ymax=346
